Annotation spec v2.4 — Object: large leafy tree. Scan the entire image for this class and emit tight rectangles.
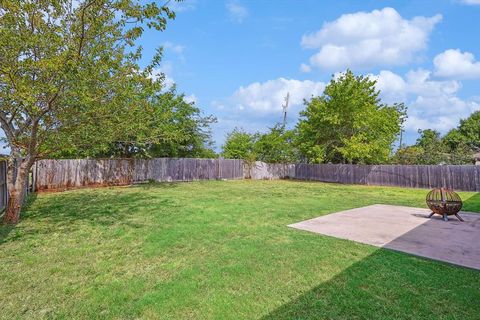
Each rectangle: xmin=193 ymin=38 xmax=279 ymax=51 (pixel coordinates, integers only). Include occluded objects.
xmin=253 ymin=124 xmax=298 ymax=163
xmin=444 ymin=111 xmax=480 ymax=153
xmin=52 ymin=86 xmax=217 ymax=159
xmin=297 ymin=70 xmax=404 ymax=164
xmin=141 ymin=89 xmax=217 ymax=159
xmin=391 ymin=146 xmax=425 ymax=165
xmin=0 ymin=0 xmax=176 ymax=224
xmin=457 ymin=110 xmax=480 ymax=151
xmin=221 ymin=128 xmax=256 ymax=161
xmin=393 ymin=112 xmax=479 ymax=165
xmin=441 ymin=111 xmax=480 ymax=164
xmin=412 ymin=129 xmax=449 ymax=164
xmin=221 ymin=125 xmax=299 ymax=164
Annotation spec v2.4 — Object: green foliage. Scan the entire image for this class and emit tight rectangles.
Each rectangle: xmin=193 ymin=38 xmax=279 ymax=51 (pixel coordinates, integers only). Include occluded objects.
xmin=410 ymin=129 xmax=448 ymax=165
xmin=221 ymin=125 xmax=299 ymax=163
xmin=297 ymin=70 xmax=403 ymax=164
xmin=442 ymin=111 xmax=480 ymax=164
xmin=253 ymin=124 xmax=299 ymax=163
xmin=443 ymin=129 xmax=468 ymax=152
xmin=52 ymin=86 xmax=217 ymax=159
xmin=393 ymin=111 xmax=479 ymax=165
xmin=415 ymin=129 xmax=442 ymax=149
xmin=143 ymin=91 xmax=216 ymax=159
xmin=443 ymin=111 xmax=479 ymax=163
xmin=0 ymin=0 xmax=177 ymax=163
xmin=457 ymin=110 xmax=480 ymax=151
xmin=221 ymin=128 xmax=256 ymax=160
xmin=391 ymin=146 xmax=425 ymax=165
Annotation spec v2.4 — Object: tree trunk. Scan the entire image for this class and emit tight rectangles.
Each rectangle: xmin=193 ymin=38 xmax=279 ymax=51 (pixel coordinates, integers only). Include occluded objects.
xmin=2 ymin=162 xmax=29 ymax=225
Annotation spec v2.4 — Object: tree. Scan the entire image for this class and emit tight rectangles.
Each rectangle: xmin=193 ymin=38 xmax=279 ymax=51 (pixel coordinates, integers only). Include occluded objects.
xmin=441 ymin=111 xmax=480 ymax=164
xmin=391 ymin=146 xmax=425 ymax=165
xmin=457 ymin=110 xmax=480 ymax=151
xmin=296 ymin=70 xmax=404 ymax=164
xmin=221 ymin=128 xmax=256 ymax=161
xmin=444 ymin=111 xmax=479 ymax=155
xmin=412 ymin=129 xmax=448 ymax=164
xmin=443 ymin=128 xmax=467 ymax=154
xmin=253 ymin=124 xmax=298 ymax=163
xmin=144 ymin=90 xmax=217 ymax=159
xmin=0 ymin=1 xmax=176 ymax=224
xmin=52 ymin=87 xmax=217 ymax=159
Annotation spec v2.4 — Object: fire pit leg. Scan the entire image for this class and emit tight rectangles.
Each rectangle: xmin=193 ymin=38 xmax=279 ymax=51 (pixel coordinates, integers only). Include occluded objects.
xmin=454 ymin=213 xmax=464 ymax=222
xmin=442 ymin=213 xmax=448 ymax=222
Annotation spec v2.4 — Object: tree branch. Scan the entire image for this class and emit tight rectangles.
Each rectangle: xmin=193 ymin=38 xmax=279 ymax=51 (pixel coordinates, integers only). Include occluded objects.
xmin=77 ymin=0 xmax=96 ymax=60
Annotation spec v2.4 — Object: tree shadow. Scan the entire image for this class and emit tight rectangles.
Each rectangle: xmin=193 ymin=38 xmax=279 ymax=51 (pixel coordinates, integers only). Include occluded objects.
xmin=262 ymin=248 xmax=480 ymax=319
xmin=462 ymin=192 xmax=480 ymax=212
xmin=134 ymin=181 xmax=180 ymax=190
xmin=0 ymin=192 xmax=39 ymax=244
xmin=0 ymin=183 xmax=178 ymax=245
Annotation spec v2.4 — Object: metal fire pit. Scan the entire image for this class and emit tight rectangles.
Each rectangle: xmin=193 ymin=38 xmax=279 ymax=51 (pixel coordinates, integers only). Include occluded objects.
xmin=426 ymin=188 xmax=463 ymax=222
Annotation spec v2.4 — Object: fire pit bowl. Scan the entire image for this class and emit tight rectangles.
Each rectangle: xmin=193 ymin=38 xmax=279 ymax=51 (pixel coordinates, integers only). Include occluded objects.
xmin=426 ymin=188 xmax=463 ymax=222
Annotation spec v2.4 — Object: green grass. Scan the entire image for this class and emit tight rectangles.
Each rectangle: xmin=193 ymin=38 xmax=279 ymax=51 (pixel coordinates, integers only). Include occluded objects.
xmin=1 ymin=180 xmax=479 ymax=319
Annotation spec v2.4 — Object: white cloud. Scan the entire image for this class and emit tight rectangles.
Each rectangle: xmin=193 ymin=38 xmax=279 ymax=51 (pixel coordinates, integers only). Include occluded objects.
xmin=211 ymin=78 xmax=326 ymax=146
xmin=301 ymin=7 xmax=441 ymax=70
xmin=212 ymin=71 xmax=480 ymax=148
xmin=183 ymin=94 xmax=197 ymax=104
xmin=299 ymin=63 xmax=312 ymax=73
xmin=433 ymin=49 xmax=480 ymax=79
xmin=226 ymin=1 xmax=248 ymax=23
xmin=150 ymin=65 xmax=199 ymax=108
xmin=371 ymin=69 xmax=479 ymax=132
xmin=163 ymin=41 xmax=185 ymax=55
xmin=168 ymin=0 xmax=197 ymax=12
xmin=162 ymin=41 xmax=186 ymax=63
xmin=229 ymin=78 xmax=326 ymax=114
xmin=460 ymin=0 xmax=480 ymax=5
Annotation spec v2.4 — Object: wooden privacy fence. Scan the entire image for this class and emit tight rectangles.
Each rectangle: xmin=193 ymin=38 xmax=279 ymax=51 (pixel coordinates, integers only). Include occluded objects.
xmin=248 ymin=162 xmax=480 ymax=191
xmin=247 ymin=162 xmax=295 ymax=180
xmin=293 ymin=164 xmax=480 ymax=191
xmin=21 ymin=159 xmax=480 ymax=193
xmin=34 ymin=158 xmax=244 ymax=191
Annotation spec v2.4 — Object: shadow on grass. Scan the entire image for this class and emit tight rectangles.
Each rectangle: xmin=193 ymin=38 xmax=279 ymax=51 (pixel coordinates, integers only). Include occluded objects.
xmin=262 ymin=249 xmax=480 ymax=319
xmin=0 ymin=193 xmax=39 ymax=244
xmin=463 ymin=192 xmax=480 ymax=212
xmin=133 ymin=181 xmax=180 ymax=190
xmin=0 ymin=183 xmax=179 ymax=245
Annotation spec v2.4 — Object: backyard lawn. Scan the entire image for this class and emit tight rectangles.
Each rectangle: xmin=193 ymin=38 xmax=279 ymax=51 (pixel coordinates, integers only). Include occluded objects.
xmin=1 ymin=180 xmax=479 ymax=319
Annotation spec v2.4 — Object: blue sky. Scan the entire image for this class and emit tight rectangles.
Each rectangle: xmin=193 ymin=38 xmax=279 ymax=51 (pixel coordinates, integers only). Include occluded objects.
xmin=139 ymin=0 xmax=480 ymax=150
xmin=2 ymin=0 xmax=479 ymax=154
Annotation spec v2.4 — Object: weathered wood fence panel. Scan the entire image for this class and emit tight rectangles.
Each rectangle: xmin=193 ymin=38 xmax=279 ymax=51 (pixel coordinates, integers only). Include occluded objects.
xmin=133 ymin=158 xmax=243 ymax=182
xmin=0 ymin=161 xmax=7 ymax=211
xmin=248 ymin=162 xmax=479 ymax=191
xmin=247 ymin=162 xmax=295 ymax=180
xmin=35 ymin=159 xmax=134 ymax=191
xmin=35 ymin=158 xmax=244 ymax=191
xmin=31 ymin=159 xmax=480 ymax=192
xmin=293 ymin=164 xmax=480 ymax=191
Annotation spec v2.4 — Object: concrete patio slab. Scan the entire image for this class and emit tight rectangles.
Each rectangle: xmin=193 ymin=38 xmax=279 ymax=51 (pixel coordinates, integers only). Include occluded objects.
xmin=289 ymin=204 xmax=480 ymax=270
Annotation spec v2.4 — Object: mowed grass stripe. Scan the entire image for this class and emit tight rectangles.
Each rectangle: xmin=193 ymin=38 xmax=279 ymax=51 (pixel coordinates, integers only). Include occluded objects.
xmin=1 ymin=180 xmax=479 ymax=319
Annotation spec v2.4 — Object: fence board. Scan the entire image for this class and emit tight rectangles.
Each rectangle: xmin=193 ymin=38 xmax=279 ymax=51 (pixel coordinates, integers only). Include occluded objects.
xmin=291 ymin=163 xmax=480 ymax=192
xmin=253 ymin=162 xmax=479 ymax=192
xmin=34 ymin=158 xmax=244 ymax=191
xmin=32 ymin=158 xmax=480 ymax=192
